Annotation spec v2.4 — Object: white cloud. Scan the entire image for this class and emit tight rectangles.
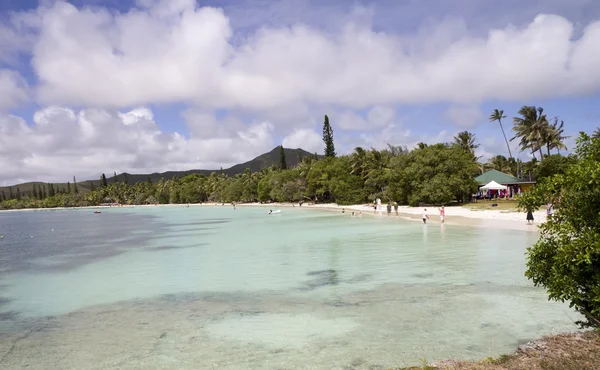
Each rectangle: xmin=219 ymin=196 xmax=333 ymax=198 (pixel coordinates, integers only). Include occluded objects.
xmin=444 ymin=105 xmax=484 ymax=128
xmin=0 ymin=1 xmax=598 ymax=184
xmin=21 ymin=2 xmax=600 ymax=110
xmin=0 ymin=107 xmax=275 ymax=185
xmin=282 ymin=128 xmax=322 ymax=153
xmin=337 ymin=106 xmax=397 ymax=130
xmin=0 ymin=69 xmax=29 ymax=112
xmin=181 ymin=109 xmax=245 ymax=139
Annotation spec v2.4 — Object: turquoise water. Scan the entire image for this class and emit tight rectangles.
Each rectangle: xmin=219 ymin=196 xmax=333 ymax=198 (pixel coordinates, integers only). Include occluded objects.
xmin=0 ymin=206 xmax=581 ymax=369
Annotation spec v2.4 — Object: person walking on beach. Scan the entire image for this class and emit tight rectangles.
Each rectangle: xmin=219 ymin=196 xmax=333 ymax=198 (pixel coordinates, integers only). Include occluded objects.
xmin=394 ymin=202 xmax=398 ymax=216
xmin=422 ymin=208 xmax=429 ymax=224
xmin=527 ymin=208 xmax=534 ymax=224
xmin=386 ymin=202 xmax=392 ymax=216
xmin=438 ymin=206 xmax=445 ymax=224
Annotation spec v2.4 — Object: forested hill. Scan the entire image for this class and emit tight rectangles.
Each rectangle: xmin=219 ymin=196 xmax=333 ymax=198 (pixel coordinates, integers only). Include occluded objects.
xmin=0 ymin=147 xmax=318 ymax=193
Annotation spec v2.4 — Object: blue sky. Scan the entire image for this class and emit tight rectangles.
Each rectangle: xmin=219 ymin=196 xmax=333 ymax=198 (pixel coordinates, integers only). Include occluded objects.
xmin=1 ymin=0 xmax=599 ymax=184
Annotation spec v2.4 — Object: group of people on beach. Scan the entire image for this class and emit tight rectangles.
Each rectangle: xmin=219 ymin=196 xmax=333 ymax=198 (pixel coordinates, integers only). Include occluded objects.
xmin=366 ymin=198 xmax=447 ymax=224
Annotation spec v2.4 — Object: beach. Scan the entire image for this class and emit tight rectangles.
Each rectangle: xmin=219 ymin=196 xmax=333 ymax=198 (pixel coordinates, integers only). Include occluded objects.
xmin=234 ymin=202 xmax=547 ymax=232
xmin=0 ymin=201 xmax=546 ymax=232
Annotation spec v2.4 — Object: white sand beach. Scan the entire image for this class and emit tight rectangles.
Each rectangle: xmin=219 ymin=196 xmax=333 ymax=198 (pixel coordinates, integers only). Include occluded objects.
xmin=232 ymin=202 xmax=547 ymax=231
xmin=1 ymin=201 xmax=547 ymax=232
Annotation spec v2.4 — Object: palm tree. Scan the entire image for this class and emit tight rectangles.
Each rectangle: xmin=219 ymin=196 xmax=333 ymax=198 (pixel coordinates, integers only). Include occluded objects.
xmin=489 ymin=109 xmax=513 ymax=159
xmin=545 ymin=118 xmax=569 ymax=154
xmin=453 ymin=130 xmax=480 ymax=158
xmin=296 ymin=157 xmax=314 ymax=178
xmin=416 ymin=142 xmax=428 ymax=150
xmin=512 ymin=106 xmax=549 ymax=161
xmin=364 ymin=148 xmax=392 ymax=194
xmin=592 ymin=127 xmax=600 ymax=139
xmin=350 ymin=147 xmax=367 ymax=177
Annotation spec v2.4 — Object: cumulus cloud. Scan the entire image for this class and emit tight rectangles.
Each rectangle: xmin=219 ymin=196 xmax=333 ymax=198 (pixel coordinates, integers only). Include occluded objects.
xmin=0 ymin=107 xmax=275 ymax=185
xmin=22 ymin=1 xmax=600 ymax=109
xmin=0 ymin=1 xmax=598 ymax=184
xmin=0 ymin=69 xmax=29 ymax=111
xmin=337 ymin=106 xmax=397 ymax=130
xmin=282 ymin=128 xmax=322 ymax=153
xmin=181 ymin=109 xmax=245 ymax=139
xmin=444 ymin=105 xmax=484 ymax=128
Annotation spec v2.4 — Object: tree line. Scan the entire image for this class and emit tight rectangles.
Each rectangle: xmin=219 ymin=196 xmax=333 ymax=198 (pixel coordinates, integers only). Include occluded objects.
xmin=1 ymin=108 xmax=594 ymax=211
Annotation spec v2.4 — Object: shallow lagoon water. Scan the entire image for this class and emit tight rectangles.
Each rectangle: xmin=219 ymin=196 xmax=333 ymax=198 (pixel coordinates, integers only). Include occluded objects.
xmin=0 ymin=206 xmax=581 ymax=369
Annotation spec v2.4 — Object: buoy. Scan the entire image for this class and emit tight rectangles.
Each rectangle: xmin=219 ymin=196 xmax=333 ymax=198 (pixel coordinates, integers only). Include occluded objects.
xmin=0 ymin=235 xmax=3 ymax=239
xmin=51 ymin=229 xmax=54 ymax=231
xmin=30 ymin=235 xmax=33 ymax=238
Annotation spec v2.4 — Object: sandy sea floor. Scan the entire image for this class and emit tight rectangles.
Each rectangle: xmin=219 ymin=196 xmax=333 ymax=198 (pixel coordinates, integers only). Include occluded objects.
xmin=0 ymin=202 xmax=563 ymax=369
xmin=0 ymin=282 xmax=578 ymax=370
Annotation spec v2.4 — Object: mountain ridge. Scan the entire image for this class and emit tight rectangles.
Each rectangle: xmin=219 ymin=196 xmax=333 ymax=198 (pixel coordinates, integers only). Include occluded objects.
xmin=0 ymin=147 xmax=321 ymax=195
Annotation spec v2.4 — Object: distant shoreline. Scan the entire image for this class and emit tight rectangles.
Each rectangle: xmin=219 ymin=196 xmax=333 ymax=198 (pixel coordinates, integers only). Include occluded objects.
xmin=0 ymin=201 xmax=545 ymax=232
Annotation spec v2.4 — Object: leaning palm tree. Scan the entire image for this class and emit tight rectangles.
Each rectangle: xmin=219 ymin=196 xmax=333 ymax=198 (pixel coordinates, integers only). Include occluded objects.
xmin=453 ymin=130 xmax=480 ymax=158
xmin=416 ymin=142 xmax=428 ymax=150
xmin=489 ymin=109 xmax=513 ymax=159
xmin=512 ymin=106 xmax=549 ymax=160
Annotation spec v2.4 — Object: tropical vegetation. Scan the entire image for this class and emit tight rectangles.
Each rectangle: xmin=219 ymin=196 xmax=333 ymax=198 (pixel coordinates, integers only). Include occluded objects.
xmin=518 ymin=132 xmax=600 ymax=328
xmin=0 ymin=106 xmax=586 ymax=212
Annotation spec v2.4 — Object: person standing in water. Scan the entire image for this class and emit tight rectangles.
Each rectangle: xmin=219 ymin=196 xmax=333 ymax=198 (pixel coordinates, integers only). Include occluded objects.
xmin=393 ymin=202 xmax=399 ymax=216
xmin=438 ymin=206 xmax=445 ymax=224
xmin=422 ymin=208 xmax=429 ymax=224
xmin=386 ymin=202 xmax=392 ymax=216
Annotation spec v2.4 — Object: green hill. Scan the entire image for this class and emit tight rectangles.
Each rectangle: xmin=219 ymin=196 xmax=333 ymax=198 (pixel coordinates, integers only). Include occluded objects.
xmin=0 ymin=147 xmax=319 ymax=196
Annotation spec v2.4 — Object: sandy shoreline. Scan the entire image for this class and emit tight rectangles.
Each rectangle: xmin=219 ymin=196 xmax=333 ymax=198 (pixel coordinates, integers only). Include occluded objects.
xmin=0 ymin=201 xmax=546 ymax=232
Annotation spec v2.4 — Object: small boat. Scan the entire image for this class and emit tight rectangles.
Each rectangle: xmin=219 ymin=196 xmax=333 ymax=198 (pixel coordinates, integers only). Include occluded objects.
xmin=268 ymin=210 xmax=282 ymax=214
xmin=94 ymin=211 xmax=101 ymax=214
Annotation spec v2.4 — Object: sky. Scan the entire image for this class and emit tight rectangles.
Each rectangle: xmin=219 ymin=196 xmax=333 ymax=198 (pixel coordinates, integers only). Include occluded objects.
xmin=1 ymin=0 xmax=600 ymax=185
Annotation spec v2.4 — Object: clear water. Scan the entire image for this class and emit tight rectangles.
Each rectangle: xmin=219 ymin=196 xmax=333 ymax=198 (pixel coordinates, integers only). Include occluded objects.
xmin=0 ymin=206 xmax=581 ymax=369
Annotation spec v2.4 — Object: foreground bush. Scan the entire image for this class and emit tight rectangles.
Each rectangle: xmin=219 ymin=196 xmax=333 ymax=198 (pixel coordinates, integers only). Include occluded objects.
xmin=519 ymin=132 xmax=600 ymax=328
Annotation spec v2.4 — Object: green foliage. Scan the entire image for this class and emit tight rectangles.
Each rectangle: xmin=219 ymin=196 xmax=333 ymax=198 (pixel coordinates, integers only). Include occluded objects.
xmin=511 ymin=106 xmax=568 ymax=161
xmin=279 ymin=145 xmax=287 ymax=170
xmin=535 ymin=154 xmax=578 ymax=182
xmin=398 ymin=144 xmax=479 ymax=206
xmin=518 ymin=133 xmax=600 ymax=328
xmin=1 ymin=139 xmax=482 ymax=210
xmin=322 ymin=114 xmax=336 ymax=158
xmin=453 ymin=130 xmax=479 ymax=157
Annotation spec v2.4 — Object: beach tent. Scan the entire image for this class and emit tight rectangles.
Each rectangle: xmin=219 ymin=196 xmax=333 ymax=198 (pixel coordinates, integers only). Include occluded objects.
xmin=480 ymin=180 xmax=507 ymax=190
